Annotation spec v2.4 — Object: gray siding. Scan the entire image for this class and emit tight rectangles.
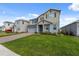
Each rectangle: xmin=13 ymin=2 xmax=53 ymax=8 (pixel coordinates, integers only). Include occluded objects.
xmin=50 ymin=24 xmax=53 ymax=33
xmin=50 ymin=24 xmax=58 ymax=33
xmin=77 ymin=22 xmax=79 ymax=36
xmin=61 ymin=23 xmax=77 ymax=36
xmin=70 ymin=23 xmax=77 ymax=35
xmin=14 ymin=20 xmax=29 ymax=32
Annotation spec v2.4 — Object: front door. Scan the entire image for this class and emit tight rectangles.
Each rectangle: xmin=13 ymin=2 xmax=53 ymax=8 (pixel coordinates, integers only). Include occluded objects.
xmin=38 ymin=25 xmax=43 ymax=32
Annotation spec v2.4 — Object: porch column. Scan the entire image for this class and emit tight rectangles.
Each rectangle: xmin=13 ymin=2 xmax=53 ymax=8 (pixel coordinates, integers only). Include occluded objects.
xmin=43 ymin=24 xmax=45 ymax=32
xmin=43 ymin=20 xmax=45 ymax=32
xmin=37 ymin=25 xmax=38 ymax=32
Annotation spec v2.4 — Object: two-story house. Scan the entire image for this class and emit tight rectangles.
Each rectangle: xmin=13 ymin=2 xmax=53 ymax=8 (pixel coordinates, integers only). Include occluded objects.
xmin=2 ymin=21 xmax=14 ymax=32
xmin=13 ymin=19 xmax=29 ymax=32
xmin=28 ymin=9 xmax=61 ymax=33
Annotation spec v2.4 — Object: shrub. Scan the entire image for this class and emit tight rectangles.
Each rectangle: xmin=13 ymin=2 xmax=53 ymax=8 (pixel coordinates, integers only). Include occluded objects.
xmin=39 ymin=32 xmax=58 ymax=36
xmin=70 ymin=31 xmax=74 ymax=36
xmin=35 ymin=32 xmax=38 ymax=34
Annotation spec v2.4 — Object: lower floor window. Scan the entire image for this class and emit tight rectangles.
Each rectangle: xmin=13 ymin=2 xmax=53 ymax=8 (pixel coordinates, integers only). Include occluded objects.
xmin=46 ymin=27 xmax=49 ymax=30
xmin=53 ymin=25 xmax=57 ymax=30
xmin=45 ymin=25 xmax=49 ymax=31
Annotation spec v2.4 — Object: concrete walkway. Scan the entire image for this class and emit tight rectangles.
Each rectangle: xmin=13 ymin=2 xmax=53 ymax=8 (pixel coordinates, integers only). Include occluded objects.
xmin=0 ymin=33 xmax=33 ymax=43
xmin=0 ymin=45 xmax=19 ymax=56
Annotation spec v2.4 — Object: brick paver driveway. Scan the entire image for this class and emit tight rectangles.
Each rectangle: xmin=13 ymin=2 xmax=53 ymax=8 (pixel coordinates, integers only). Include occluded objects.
xmin=0 ymin=33 xmax=33 ymax=43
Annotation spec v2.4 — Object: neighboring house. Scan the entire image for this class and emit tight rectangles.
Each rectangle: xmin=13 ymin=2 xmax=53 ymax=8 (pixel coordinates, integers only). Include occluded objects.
xmin=2 ymin=9 xmax=61 ymax=33
xmin=0 ymin=27 xmax=2 ymax=32
xmin=2 ymin=21 xmax=14 ymax=32
xmin=2 ymin=25 xmax=5 ymax=31
xmin=28 ymin=9 xmax=61 ymax=33
xmin=61 ymin=20 xmax=79 ymax=36
xmin=13 ymin=19 xmax=29 ymax=32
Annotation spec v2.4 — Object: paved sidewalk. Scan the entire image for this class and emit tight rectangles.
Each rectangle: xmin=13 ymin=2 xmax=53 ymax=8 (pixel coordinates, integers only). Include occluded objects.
xmin=0 ymin=44 xmax=19 ymax=56
xmin=0 ymin=33 xmax=33 ymax=43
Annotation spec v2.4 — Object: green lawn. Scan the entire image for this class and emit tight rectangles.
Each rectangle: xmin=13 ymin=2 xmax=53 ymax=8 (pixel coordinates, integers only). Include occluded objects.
xmin=2 ymin=34 xmax=79 ymax=56
xmin=0 ymin=32 xmax=20 ymax=37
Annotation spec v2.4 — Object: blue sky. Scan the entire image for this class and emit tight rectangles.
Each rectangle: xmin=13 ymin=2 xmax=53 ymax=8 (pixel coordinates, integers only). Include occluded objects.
xmin=0 ymin=3 xmax=79 ymax=27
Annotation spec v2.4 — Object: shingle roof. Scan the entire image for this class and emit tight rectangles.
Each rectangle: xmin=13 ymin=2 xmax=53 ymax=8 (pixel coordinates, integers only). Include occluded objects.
xmin=61 ymin=20 xmax=79 ymax=29
xmin=15 ymin=19 xmax=29 ymax=23
xmin=4 ymin=21 xmax=14 ymax=24
xmin=37 ymin=9 xmax=61 ymax=19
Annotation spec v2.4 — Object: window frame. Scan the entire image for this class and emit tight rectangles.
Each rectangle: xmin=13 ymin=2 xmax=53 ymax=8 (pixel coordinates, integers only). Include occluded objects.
xmin=54 ymin=12 xmax=56 ymax=17
xmin=22 ymin=21 xmax=24 ymax=24
xmin=53 ymin=24 xmax=57 ymax=30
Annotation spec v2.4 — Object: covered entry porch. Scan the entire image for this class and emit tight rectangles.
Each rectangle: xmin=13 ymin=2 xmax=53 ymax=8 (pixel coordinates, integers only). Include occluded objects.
xmin=37 ymin=24 xmax=50 ymax=33
xmin=36 ymin=20 xmax=53 ymax=33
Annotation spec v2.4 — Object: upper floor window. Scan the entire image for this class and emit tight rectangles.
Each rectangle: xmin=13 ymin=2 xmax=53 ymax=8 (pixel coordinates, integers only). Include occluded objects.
xmin=46 ymin=13 xmax=54 ymax=19
xmin=40 ymin=16 xmax=44 ymax=20
xmin=49 ymin=13 xmax=54 ymax=17
xmin=46 ymin=14 xmax=47 ymax=19
xmin=31 ymin=19 xmax=38 ymax=24
xmin=47 ymin=12 xmax=56 ymax=19
xmin=54 ymin=12 xmax=56 ymax=17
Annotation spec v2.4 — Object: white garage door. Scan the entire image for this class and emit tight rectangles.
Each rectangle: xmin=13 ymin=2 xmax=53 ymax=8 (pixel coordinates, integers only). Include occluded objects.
xmin=28 ymin=28 xmax=36 ymax=33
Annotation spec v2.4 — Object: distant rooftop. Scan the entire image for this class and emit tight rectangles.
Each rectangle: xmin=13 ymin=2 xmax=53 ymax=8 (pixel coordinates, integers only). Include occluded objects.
xmin=61 ymin=20 xmax=79 ymax=28
xmin=30 ymin=18 xmax=37 ymax=21
xmin=15 ymin=19 xmax=29 ymax=23
xmin=4 ymin=21 xmax=14 ymax=24
xmin=75 ymin=20 xmax=79 ymax=22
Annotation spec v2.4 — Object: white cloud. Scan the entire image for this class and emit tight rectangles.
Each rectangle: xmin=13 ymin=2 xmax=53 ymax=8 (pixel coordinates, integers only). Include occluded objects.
xmin=28 ymin=13 xmax=39 ymax=18
xmin=29 ymin=13 xmax=39 ymax=17
xmin=0 ymin=19 xmax=14 ymax=26
xmin=15 ymin=13 xmax=39 ymax=20
xmin=15 ymin=16 xmax=30 ymax=20
xmin=68 ymin=3 xmax=79 ymax=11
xmin=0 ymin=13 xmax=39 ymax=26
